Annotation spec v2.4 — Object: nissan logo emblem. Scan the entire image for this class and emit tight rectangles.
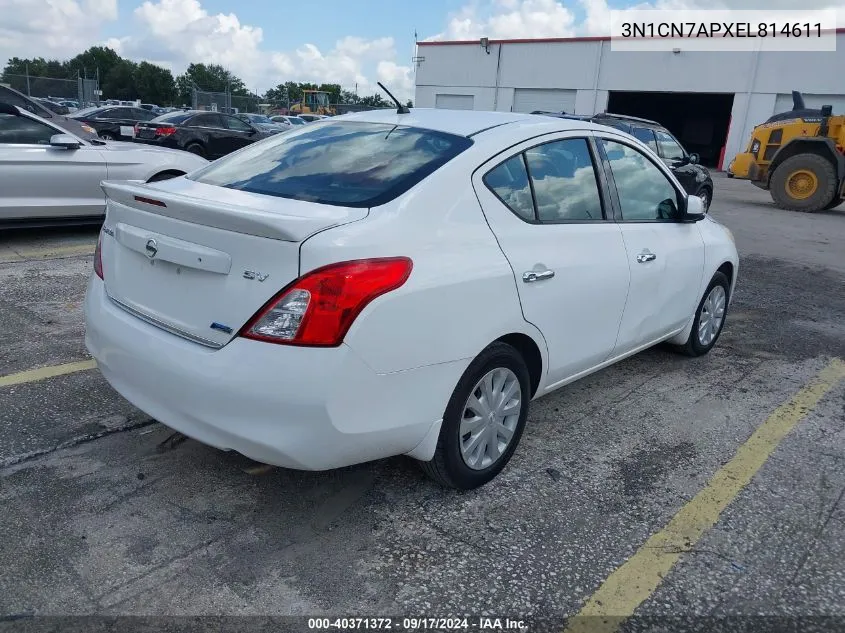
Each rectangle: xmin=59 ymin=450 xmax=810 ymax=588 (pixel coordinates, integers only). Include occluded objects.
xmin=145 ymin=239 xmax=158 ymax=259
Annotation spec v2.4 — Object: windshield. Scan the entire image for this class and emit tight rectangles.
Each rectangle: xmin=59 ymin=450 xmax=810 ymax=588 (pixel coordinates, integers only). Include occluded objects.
xmin=189 ymin=121 xmax=473 ymax=208
xmin=69 ymin=106 xmax=103 ymax=119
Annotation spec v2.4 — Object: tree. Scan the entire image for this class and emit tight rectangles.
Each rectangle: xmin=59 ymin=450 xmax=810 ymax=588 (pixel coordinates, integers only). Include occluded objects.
xmin=66 ymin=46 xmax=122 ymax=81
xmin=102 ymin=59 xmax=138 ymax=101
xmin=340 ymin=89 xmax=360 ymax=105
xmin=174 ymin=63 xmax=249 ymax=105
xmin=360 ymin=93 xmax=388 ymax=108
xmin=135 ymin=62 xmax=176 ymax=105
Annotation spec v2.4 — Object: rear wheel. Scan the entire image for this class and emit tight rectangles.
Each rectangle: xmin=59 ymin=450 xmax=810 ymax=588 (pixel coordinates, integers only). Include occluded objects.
xmin=421 ymin=342 xmax=531 ymax=490
xmin=185 ymin=143 xmax=206 ymax=158
xmin=99 ymin=132 xmax=116 ymax=141
xmin=770 ymin=154 xmax=837 ymax=212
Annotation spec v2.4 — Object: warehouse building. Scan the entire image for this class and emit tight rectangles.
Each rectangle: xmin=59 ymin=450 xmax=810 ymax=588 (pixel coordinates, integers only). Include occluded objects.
xmin=413 ymin=31 xmax=845 ymax=169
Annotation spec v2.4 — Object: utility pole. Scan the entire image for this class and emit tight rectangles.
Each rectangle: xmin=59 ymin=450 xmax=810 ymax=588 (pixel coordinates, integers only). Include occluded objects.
xmin=25 ymin=63 xmax=31 ymax=96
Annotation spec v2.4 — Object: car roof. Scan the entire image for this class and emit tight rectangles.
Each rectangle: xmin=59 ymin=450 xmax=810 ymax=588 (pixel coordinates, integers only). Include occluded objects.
xmin=335 ymin=107 xmax=610 ymax=137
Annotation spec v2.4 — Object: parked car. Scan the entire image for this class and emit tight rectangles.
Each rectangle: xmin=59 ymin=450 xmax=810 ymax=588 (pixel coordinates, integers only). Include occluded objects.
xmin=297 ymin=113 xmax=329 ymax=123
xmin=535 ymin=111 xmax=715 ymax=211
xmin=270 ymin=115 xmax=307 ymax=127
xmin=69 ymin=105 xmax=158 ymax=141
xmin=235 ymin=112 xmax=289 ymax=134
xmin=84 ymin=109 xmax=737 ymax=489
xmin=0 ymin=84 xmax=99 ymax=140
xmin=32 ymin=97 xmax=70 ymax=115
xmin=0 ymin=103 xmax=208 ymax=227
xmin=133 ymin=110 xmax=275 ymax=159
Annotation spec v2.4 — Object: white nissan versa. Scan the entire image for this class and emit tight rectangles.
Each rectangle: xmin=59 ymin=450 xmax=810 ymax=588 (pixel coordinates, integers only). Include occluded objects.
xmin=84 ymin=108 xmax=738 ymax=490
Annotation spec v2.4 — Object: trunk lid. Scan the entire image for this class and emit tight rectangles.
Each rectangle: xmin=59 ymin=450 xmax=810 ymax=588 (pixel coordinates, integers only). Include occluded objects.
xmin=99 ymin=178 xmax=368 ymax=348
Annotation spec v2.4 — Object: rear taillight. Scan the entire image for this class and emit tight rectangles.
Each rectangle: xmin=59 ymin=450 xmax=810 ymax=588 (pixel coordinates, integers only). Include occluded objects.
xmin=240 ymin=258 xmax=413 ymax=347
xmin=155 ymin=126 xmax=177 ymax=137
xmin=93 ymin=232 xmax=104 ymax=280
xmin=133 ymin=123 xmax=140 ymax=136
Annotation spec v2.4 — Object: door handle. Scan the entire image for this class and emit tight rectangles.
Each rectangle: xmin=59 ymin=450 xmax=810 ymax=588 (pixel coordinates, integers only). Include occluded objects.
xmin=636 ymin=253 xmax=657 ymax=264
xmin=523 ymin=269 xmax=555 ymax=283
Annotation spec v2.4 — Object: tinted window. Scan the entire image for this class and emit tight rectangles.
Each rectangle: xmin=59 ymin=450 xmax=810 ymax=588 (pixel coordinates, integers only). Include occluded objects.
xmin=190 ymin=114 xmax=223 ymax=128
xmin=190 ymin=122 xmax=473 ymax=207
xmin=0 ymin=114 xmax=56 ymax=144
xmin=632 ymin=127 xmax=658 ymax=153
xmin=152 ymin=111 xmax=193 ymax=124
xmin=525 ymin=138 xmax=603 ymax=222
xmin=130 ymin=108 xmax=155 ymax=121
xmin=70 ymin=106 xmax=102 ymax=119
xmin=484 ymin=155 xmax=535 ymax=221
xmin=225 ymin=115 xmax=252 ymax=132
xmin=601 ymin=139 xmax=681 ymax=221
xmin=94 ymin=108 xmax=125 ymax=120
xmin=655 ymin=130 xmax=685 ymax=160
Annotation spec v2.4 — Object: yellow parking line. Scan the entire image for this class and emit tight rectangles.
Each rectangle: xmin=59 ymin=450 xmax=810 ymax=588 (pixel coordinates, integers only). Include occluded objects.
xmin=564 ymin=357 xmax=845 ymax=633
xmin=0 ymin=359 xmax=97 ymax=388
xmin=0 ymin=244 xmax=95 ymax=264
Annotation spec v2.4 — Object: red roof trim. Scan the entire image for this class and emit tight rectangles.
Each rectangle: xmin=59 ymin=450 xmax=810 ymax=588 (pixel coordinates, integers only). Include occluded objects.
xmin=418 ymin=27 xmax=845 ymax=46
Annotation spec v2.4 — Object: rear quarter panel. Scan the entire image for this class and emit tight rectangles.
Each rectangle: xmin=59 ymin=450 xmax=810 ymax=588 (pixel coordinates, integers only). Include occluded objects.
xmin=299 ymin=154 xmax=548 ymax=378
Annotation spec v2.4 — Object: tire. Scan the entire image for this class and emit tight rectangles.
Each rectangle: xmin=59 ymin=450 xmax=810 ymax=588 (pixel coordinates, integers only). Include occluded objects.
xmin=770 ymin=154 xmax=837 ymax=212
xmin=823 ymin=196 xmax=844 ymax=211
xmin=421 ymin=342 xmax=531 ymax=490
xmin=696 ymin=187 xmax=712 ymax=212
xmin=146 ymin=171 xmax=183 ymax=183
xmin=185 ymin=143 xmax=206 ymax=158
xmin=99 ymin=132 xmax=116 ymax=141
xmin=676 ymin=271 xmax=730 ymax=357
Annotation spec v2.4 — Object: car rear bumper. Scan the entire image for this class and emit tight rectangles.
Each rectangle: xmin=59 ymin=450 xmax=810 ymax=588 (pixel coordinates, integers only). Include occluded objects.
xmin=84 ymin=277 xmax=463 ymax=470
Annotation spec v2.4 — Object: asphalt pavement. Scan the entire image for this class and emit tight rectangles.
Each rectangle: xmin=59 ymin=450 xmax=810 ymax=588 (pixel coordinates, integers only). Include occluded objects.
xmin=1 ymin=174 xmax=844 ymax=632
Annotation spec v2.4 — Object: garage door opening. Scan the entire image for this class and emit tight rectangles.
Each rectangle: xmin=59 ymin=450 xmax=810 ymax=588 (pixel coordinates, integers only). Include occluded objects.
xmin=607 ymin=91 xmax=734 ymax=167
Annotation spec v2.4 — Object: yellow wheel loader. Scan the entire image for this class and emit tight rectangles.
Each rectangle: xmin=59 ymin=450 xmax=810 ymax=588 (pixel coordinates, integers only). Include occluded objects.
xmin=289 ymin=90 xmax=336 ymax=116
xmin=728 ymin=91 xmax=845 ymax=211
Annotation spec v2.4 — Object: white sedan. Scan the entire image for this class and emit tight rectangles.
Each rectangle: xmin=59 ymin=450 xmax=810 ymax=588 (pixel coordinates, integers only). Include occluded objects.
xmin=84 ymin=108 xmax=738 ymax=490
xmin=0 ymin=103 xmax=208 ymax=227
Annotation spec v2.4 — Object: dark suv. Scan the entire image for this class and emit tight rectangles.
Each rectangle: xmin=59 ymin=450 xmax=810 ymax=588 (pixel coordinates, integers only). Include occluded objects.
xmin=534 ymin=111 xmax=714 ymax=211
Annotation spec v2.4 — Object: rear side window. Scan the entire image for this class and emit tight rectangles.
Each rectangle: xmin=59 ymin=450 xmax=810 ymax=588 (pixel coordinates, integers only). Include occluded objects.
xmin=483 ymin=156 xmax=534 ymax=221
xmin=190 ymin=122 xmax=474 ymax=207
xmin=524 ymin=139 xmax=603 ymax=221
xmin=190 ymin=114 xmax=223 ymax=128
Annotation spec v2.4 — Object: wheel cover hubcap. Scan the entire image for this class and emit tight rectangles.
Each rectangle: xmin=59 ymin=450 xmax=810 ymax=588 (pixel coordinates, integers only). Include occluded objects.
xmin=460 ymin=367 xmax=522 ymax=470
xmin=698 ymin=285 xmax=726 ymax=347
xmin=786 ymin=169 xmax=818 ymax=200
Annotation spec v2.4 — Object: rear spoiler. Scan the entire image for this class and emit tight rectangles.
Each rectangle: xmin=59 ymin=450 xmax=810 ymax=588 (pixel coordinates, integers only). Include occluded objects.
xmin=101 ymin=179 xmax=362 ymax=242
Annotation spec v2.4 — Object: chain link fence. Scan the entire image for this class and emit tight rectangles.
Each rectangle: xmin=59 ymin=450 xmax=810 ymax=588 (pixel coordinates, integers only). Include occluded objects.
xmin=1 ymin=73 xmax=98 ymax=106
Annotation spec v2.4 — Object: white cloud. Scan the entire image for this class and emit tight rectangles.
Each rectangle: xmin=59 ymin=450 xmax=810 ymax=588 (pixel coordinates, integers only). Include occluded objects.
xmin=0 ymin=0 xmax=118 ymax=61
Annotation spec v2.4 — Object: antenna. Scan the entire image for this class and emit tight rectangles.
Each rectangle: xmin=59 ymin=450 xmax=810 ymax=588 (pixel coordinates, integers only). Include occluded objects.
xmin=378 ymin=82 xmax=410 ymax=114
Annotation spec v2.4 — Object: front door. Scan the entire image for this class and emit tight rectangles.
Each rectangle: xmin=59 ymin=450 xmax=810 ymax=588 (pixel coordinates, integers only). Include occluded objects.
xmin=0 ymin=112 xmax=106 ymax=221
xmin=473 ymin=133 xmax=631 ymax=388
xmin=595 ymin=134 xmax=705 ymax=353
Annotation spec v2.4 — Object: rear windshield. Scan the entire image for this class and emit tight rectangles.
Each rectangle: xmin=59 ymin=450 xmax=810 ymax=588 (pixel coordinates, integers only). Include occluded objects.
xmin=189 ymin=121 xmax=473 ymax=207
xmin=151 ymin=111 xmax=193 ymax=124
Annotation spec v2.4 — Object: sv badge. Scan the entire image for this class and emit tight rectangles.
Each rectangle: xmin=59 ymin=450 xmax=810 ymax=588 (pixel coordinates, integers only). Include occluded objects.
xmin=243 ymin=270 xmax=270 ymax=282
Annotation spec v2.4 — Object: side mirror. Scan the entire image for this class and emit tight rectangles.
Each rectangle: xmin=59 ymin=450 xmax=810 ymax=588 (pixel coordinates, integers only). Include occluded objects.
xmin=50 ymin=134 xmax=81 ymax=150
xmin=689 ymin=152 xmax=700 ymax=164
xmin=683 ymin=195 xmax=707 ymax=221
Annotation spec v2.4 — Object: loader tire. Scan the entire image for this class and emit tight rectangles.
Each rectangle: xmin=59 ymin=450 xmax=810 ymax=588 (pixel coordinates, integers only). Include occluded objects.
xmin=770 ymin=154 xmax=837 ymax=212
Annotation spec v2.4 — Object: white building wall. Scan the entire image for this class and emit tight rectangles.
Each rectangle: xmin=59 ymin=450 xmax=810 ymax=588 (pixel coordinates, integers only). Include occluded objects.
xmin=415 ymin=33 xmax=845 ymax=170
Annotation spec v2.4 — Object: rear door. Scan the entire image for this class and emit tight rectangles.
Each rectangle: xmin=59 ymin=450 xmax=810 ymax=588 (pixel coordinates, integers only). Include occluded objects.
xmin=473 ymin=132 xmax=631 ymax=387
xmin=595 ymin=133 xmax=705 ymax=352
xmin=0 ymin=112 xmax=106 ymax=221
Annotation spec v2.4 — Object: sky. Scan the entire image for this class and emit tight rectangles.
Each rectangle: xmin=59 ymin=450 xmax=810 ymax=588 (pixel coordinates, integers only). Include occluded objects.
xmin=0 ymin=0 xmax=843 ymax=101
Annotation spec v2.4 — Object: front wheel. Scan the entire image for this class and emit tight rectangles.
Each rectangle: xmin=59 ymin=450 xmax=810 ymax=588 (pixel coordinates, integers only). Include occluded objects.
xmin=421 ymin=342 xmax=531 ymax=490
xmin=770 ymin=154 xmax=837 ymax=212
xmin=99 ymin=132 xmax=116 ymax=141
xmin=676 ymin=271 xmax=730 ymax=357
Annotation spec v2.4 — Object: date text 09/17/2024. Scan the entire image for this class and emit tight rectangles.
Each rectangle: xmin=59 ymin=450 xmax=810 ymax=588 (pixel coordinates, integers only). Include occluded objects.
xmin=307 ymin=617 xmax=528 ymax=631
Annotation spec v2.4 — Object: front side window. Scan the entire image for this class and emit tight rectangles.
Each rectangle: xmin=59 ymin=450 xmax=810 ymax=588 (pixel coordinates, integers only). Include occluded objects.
xmin=483 ymin=155 xmax=535 ymax=222
xmin=0 ymin=114 xmax=56 ymax=144
xmin=225 ymin=115 xmax=252 ymax=132
xmin=524 ymin=138 xmax=603 ymax=222
xmin=631 ymin=127 xmax=658 ymax=153
xmin=655 ymin=130 xmax=686 ymax=161
xmin=190 ymin=121 xmax=473 ymax=207
xmin=600 ymin=139 xmax=681 ymax=221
